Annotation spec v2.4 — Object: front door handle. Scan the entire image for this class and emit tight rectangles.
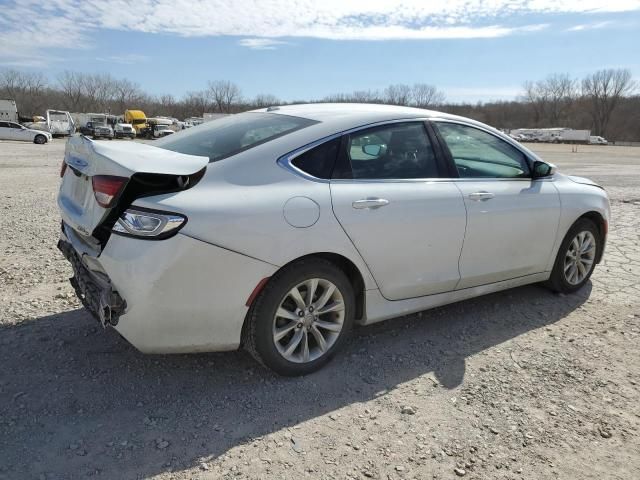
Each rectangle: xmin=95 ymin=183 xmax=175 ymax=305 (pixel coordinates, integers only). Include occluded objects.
xmin=352 ymin=198 xmax=390 ymax=209
xmin=468 ymin=191 xmax=495 ymax=201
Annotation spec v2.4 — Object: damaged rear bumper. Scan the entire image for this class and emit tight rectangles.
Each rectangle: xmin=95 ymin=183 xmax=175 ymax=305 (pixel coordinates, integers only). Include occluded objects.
xmin=57 ymin=231 xmax=126 ymax=327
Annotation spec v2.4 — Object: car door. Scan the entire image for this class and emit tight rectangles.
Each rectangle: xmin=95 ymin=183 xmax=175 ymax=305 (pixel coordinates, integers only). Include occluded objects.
xmin=433 ymin=120 xmax=560 ymax=289
xmin=330 ymin=121 xmax=467 ymax=300
xmin=0 ymin=122 xmax=11 ymax=140
xmin=6 ymin=122 xmax=27 ymax=140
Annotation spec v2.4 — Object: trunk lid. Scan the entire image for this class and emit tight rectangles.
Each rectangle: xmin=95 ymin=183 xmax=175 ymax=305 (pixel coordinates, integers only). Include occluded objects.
xmin=58 ymin=135 xmax=208 ymax=239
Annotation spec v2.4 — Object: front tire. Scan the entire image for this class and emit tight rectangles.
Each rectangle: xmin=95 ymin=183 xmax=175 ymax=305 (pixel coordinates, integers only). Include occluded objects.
xmin=34 ymin=134 xmax=46 ymax=144
xmin=244 ymin=258 xmax=355 ymax=376
xmin=545 ymin=218 xmax=600 ymax=293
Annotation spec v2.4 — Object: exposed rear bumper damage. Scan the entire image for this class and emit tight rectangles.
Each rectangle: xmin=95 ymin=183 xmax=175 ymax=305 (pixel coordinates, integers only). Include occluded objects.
xmin=58 ymin=233 xmax=126 ymax=327
xmin=58 ymin=221 xmax=278 ymax=354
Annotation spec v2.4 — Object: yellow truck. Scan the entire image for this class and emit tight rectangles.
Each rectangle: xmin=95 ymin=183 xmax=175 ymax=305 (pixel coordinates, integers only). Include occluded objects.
xmin=124 ymin=110 xmax=147 ymax=136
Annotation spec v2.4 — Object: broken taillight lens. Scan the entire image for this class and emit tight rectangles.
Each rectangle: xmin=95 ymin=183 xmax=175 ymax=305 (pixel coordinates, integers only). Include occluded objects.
xmin=92 ymin=175 xmax=127 ymax=208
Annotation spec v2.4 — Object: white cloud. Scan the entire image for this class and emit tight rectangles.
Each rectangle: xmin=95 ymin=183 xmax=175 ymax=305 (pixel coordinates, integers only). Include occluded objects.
xmin=1 ymin=1 xmax=638 ymax=65
xmin=238 ymin=38 xmax=290 ymax=50
xmin=566 ymin=21 xmax=613 ymax=31
xmin=96 ymin=54 xmax=151 ymax=64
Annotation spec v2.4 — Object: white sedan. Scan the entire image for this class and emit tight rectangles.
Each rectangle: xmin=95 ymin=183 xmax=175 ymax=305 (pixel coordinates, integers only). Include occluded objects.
xmin=0 ymin=121 xmax=52 ymax=144
xmin=57 ymin=104 xmax=610 ymax=375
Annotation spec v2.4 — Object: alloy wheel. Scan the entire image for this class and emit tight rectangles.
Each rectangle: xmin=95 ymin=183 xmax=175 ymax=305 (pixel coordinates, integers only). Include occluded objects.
xmin=563 ymin=230 xmax=596 ymax=285
xmin=272 ymin=278 xmax=345 ymax=363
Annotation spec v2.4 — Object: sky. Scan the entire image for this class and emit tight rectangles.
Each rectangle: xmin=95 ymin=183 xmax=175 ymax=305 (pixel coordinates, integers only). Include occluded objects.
xmin=1 ymin=0 xmax=639 ymax=103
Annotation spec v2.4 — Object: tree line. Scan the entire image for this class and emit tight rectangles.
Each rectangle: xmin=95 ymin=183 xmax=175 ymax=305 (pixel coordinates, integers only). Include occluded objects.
xmin=1 ymin=68 xmax=637 ymax=140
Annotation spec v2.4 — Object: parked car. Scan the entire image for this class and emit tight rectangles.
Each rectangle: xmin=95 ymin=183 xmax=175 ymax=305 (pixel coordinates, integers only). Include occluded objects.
xmin=80 ymin=121 xmax=113 ymax=140
xmin=0 ymin=121 xmax=52 ymax=144
xmin=113 ymin=123 xmax=136 ymax=139
xmin=57 ymin=104 xmax=610 ymax=376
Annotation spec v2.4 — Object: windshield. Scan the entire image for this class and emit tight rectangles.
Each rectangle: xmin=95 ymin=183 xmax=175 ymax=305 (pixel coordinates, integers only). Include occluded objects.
xmin=156 ymin=112 xmax=317 ymax=162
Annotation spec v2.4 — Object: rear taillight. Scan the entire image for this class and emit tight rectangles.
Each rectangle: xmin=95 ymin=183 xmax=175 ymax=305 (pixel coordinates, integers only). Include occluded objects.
xmin=112 ymin=208 xmax=187 ymax=239
xmin=92 ymin=175 xmax=127 ymax=208
xmin=60 ymin=160 xmax=67 ymax=178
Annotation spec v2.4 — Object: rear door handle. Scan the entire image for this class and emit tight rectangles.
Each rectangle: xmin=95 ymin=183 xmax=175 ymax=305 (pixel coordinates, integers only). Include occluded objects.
xmin=468 ymin=191 xmax=495 ymax=201
xmin=352 ymin=198 xmax=390 ymax=209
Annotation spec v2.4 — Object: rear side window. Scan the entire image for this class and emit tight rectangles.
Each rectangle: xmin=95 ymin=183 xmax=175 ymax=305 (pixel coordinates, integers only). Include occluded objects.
xmin=157 ymin=112 xmax=317 ymax=162
xmin=291 ymin=138 xmax=341 ymax=179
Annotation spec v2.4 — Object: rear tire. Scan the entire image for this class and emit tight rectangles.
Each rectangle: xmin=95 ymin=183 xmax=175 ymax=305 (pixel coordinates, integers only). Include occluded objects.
xmin=243 ymin=258 xmax=355 ymax=376
xmin=545 ymin=218 xmax=600 ymax=293
xmin=34 ymin=134 xmax=46 ymax=144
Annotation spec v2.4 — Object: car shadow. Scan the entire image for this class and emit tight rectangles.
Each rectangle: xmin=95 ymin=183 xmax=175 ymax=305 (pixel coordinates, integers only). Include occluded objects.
xmin=0 ymin=282 xmax=590 ymax=479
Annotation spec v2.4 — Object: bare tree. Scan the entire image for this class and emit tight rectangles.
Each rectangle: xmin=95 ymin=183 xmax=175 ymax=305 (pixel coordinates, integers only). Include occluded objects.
xmin=384 ymin=84 xmax=412 ymax=106
xmin=411 ymin=83 xmax=445 ymax=108
xmin=523 ymin=73 xmax=577 ymax=126
xmin=349 ymin=89 xmax=383 ymax=103
xmin=82 ymin=73 xmax=118 ymax=113
xmin=0 ymin=69 xmax=48 ymax=117
xmin=207 ymin=80 xmax=242 ymax=113
xmin=252 ymin=94 xmax=280 ymax=108
xmin=57 ymin=71 xmax=87 ymax=112
xmin=582 ymin=69 xmax=636 ymax=136
xmin=544 ymin=74 xmax=576 ymax=124
xmin=113 ymin=78 xmax=143 ymax=113
xmin=181 ymin=90 xmax=209 ymax=118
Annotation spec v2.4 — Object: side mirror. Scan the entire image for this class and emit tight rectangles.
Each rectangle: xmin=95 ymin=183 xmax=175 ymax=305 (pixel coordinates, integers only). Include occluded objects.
xmin=532 ymin=161 xmax=556 ymax=178
xmin=362 ymin=144 xmax=382 ymax=156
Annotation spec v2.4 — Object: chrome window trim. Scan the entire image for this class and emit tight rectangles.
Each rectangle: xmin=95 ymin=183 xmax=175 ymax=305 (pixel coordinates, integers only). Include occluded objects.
xmin=277 ymin=117 xmax=433 ymax=183
xmin=277 ymin=116 xmax=552 ymax=184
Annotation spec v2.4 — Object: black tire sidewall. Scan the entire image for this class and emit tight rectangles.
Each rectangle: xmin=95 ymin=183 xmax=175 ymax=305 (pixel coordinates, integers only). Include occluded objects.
xmin=549 ymin=218 xmax=600 ymax=293
xmin=34 ymin=135 xmax=46 ymax=144
xmin=248 ymin=259 xmax=355 ymax=376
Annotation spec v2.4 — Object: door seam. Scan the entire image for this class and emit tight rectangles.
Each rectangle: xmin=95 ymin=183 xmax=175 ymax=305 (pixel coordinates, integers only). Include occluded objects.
xmin=452 ymin=181 xmax=469 ymax=291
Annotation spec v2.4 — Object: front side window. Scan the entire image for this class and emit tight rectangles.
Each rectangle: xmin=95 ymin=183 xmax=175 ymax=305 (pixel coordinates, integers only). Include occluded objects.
xmin=343 ymin=122 xmax=440 ymax=179
xmin=157 ymin=112 xmax=317 ymax=162
xmin=435 ymin=122 xmax=530 ymax=178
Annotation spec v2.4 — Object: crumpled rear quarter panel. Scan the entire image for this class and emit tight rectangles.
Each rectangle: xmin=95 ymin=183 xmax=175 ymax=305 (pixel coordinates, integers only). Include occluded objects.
xmin=98 ymin=233 xmax=277 ymax=353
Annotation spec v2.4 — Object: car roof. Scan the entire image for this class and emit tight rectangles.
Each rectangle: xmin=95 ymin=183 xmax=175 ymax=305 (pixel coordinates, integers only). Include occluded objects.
xmin=250 ymin=103 xmax=463 ymax=124
xmin=240 ymin=102 xmax=543 ymax=166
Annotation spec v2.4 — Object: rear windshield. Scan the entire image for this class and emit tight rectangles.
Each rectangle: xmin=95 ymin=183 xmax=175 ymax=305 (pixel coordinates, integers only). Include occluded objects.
xmin=156 ymin=112 xmax=317 ymax=162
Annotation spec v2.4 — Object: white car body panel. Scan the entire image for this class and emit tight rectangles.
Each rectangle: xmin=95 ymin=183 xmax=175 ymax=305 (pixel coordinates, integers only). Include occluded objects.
xmin=96 ymin=232 xmax=277 ymax=352
xmin=56 ymin=104 xmax=611 ymax=354
xmin=132 ymin=156 xmax=380 ymax=291
xmin=454 ymin=178 xmax=560 ymax=289
xmin=330 ymin=179 xmax=466 ymax=299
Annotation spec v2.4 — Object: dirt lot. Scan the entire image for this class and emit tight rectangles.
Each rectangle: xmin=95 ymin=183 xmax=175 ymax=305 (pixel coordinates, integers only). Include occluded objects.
xmin=0 ymin=140 xmax=639 ymax=480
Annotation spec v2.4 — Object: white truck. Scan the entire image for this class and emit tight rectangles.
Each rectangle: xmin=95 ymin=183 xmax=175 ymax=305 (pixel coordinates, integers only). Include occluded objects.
xmin=144 ymin=117 xmax=175 ymax=139
xmin=511 ymin=128 xmax=591 ymax=144
xmin=46 ymin=110 xmax=75 ymax=136
xmin=589 ymin=136 xmax=608 ymax=145
xmin=0 ymin=99 xmax=19 ymax=123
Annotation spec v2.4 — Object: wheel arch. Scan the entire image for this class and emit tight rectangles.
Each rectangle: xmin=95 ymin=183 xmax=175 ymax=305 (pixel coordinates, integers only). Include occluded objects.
xmin=577 ymin=210 xmax=607 ymax=263
xmin=246 ymin=252 xmax=367 ymax=322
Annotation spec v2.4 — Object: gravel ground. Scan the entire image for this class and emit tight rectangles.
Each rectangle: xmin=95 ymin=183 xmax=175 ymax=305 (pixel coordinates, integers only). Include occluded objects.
xmin=0 ymin=140 xmax=639 ymax=480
